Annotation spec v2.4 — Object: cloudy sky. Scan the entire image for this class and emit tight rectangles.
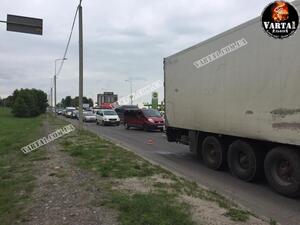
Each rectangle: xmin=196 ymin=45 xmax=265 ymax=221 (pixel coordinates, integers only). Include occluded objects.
xmin=0 ymin=0 xmax=289 ymax=105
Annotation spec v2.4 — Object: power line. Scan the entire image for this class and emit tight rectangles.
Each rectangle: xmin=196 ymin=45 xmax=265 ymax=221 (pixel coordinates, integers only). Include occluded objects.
xmin=56 ymin=6 xmax=79 ymax=76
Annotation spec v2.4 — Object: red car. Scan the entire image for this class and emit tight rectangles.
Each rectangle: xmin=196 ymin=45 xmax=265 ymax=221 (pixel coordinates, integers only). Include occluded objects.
xmin=124 ymin=108 xmax=165 ymax=132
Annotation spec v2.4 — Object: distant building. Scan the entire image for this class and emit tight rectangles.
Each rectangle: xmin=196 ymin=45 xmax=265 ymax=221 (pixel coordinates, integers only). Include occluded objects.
xmin=97 ymin=92 xmax=118 ymax=106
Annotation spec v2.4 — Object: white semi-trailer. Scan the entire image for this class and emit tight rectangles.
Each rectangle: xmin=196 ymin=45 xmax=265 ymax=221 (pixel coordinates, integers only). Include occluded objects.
xmin=164 ymin=0 xmax=300 ymax=197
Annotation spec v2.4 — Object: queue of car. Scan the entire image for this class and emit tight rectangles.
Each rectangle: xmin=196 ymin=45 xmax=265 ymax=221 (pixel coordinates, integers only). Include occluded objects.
xmin=56 ymin=105 xmax=165 ymax=132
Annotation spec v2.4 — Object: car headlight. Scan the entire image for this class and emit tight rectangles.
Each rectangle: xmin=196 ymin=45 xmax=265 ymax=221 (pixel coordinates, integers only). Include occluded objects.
xmin=148 ymin=118 xmax=154 ymax=123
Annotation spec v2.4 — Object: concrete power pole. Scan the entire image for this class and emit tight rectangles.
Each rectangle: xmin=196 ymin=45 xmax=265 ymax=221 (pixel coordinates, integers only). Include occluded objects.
xmin=54 ymin=75 xmax=56 ymax=109
xmin=125 ymin=78 xmax=133 ymax=105
xmin=50 ymin=87 xmax=53 ymax=108
xmin=78 ymin=2 xmax=84 ymax=129
xmin=54 ymin=58 xmax=67 ymax=113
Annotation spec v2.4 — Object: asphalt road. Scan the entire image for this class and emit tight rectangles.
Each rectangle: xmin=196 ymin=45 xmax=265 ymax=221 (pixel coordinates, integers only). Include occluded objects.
xmin=63 ymin=117 xmax=300 ymax=225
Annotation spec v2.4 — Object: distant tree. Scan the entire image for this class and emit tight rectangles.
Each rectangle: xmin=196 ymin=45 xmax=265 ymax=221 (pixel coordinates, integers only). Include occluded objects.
xmin=74 ymin=96 xmax=92 ymax=107
xmin=12 ymin=96 xmax=30 ymax=117
xmin=12 ymin=89 xmax=20 ymax=102
xmin=82 ymin=97 xmax=89 ymax=106
xmin=3 ymin=95 xmax=14 ymax=107
xmin=60 ymin=98 xmax=65 ymax=107
xmin=87 ymin=98 xmax=93 ymax=107
xmin=61 ymin=96 xmax=93 ymax=108
xmin=64 ymin=96 xmax=72 ymax=107
xmin=10 ymin=88 xmax=48 ymax=117
xmin=72 ymin=96 xmax=79 ymax=107
xmin=32 ymin=89 xmax=48 ymax=114
xmin=18 ymin=89 xmax=38 ymax=116
xmin=82 ymin=97 xmax=87 ymax=104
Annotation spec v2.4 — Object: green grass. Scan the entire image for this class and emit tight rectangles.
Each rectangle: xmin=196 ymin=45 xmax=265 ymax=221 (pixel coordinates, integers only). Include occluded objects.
xmin=61 ymin=129 xmax=164 ymax=178
xmin=107 ymin=191 xmax=195 ymax=225
xmin=0 ymin=107 xmax=45 ymax=224
xmin=224 ymin=208 xmax=250 ymax=222
xmin=48 ymin=171 xmax=66 ymax=178
xmin=270 ymin=218 xmax=277 ymax=225
xmin=54 ymin=117 xmax=195 ymax=224
xmin=51 ymin=115 xmax=253 ymax=224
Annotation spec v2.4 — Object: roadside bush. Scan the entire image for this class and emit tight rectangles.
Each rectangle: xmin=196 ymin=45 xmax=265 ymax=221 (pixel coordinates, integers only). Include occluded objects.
xmin=12 ymin=96 xmax=30 ymax=117
xmin=11 ymin=89 xmax=47 ymax=117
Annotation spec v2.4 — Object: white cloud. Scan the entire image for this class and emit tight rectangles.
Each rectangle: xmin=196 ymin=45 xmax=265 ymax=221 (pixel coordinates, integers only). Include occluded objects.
xmin=0 ymin=0 xmax=277 ymax=104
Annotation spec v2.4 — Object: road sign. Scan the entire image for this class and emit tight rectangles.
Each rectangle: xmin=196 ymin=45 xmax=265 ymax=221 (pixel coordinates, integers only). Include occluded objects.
xmin=152 ymin=92 xmax=158 ymax=99
xmin=152 ymin=92 xmax=158 ymax=109
xmin=6 ymin=14 xmax=43 ymax=35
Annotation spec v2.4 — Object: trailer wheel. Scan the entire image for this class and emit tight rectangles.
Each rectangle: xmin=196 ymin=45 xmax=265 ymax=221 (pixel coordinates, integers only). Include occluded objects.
xmin=264 ymin=147 xmax=300 ymax=197
xmin=202 ymin=136 xmax=225 ymax=170
xmin=227 ymin=140 xmax=263 ymax=182
xmin=166 ymin=127 xmax=176 ymax=142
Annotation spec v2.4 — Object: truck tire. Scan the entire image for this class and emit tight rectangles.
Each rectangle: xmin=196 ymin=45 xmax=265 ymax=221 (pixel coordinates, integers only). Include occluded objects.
xmin=227 ymin=140 xmax=263 ymax=182
xmin=264 ymin=147 xmax=300 ymax=197
xmin=202 ymin=136 xmax=225 ymax=170
xmin=166 ymin=127 xmax=177 ymax=142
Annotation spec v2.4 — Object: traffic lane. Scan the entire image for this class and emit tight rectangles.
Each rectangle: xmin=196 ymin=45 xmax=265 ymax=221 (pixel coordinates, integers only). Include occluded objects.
xmin=63 ymin=117 xmax=300 ymax=225
xmin=95 ymin=125 xmax=300 ymax=225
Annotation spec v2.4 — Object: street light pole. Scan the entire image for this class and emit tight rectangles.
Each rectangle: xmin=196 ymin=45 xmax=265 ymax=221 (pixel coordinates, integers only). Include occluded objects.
xmin=54 ymin=75 xmax=56 ymax=109
xmin=54 ymin=58 xmax=67 ymax=112
xmin=125 ymin=78 xmax=133 ymax=105
xmin=50 ymin=87 xmax=53 ymax=108
xmin=78 ymin=1 xmax=84 ymax=129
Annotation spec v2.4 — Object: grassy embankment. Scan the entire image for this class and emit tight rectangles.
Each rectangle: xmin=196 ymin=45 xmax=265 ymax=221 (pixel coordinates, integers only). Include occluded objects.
xmin=0 ymin=107 xmax=47 ymax=224
xmin=49 ymin=115 xmax=254 ymax=225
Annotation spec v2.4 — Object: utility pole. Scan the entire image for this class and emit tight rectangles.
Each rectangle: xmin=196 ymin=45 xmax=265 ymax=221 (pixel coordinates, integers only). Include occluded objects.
xmin=130 ymin=79 xmax=133 ymax=105
xmin=50 ymin=87 xmax=53 ymax=108
xmin=54 ymin=58 xmax=67 ymax=112
xmin=78 ymin=0 xmax=84 ymax=129
xmin=125 ymin=78 xmax=133 ymax=105
xmin=54 ymin=75 xmax=56 ymax=109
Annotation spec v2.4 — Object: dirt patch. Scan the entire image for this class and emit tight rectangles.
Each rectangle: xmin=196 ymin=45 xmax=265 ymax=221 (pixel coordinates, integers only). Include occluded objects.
xmin=113 ymin=174 xmax=175 ymax=194
xmin=181 ymin=195 xmax=269 ymax=225
xmin=113 ymin=177 xmax=152 ymax=194
xmin=150 ymin=174 xmax=175 ymax=184
xmin=21 ymin=121 xmax=118 ymax=225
